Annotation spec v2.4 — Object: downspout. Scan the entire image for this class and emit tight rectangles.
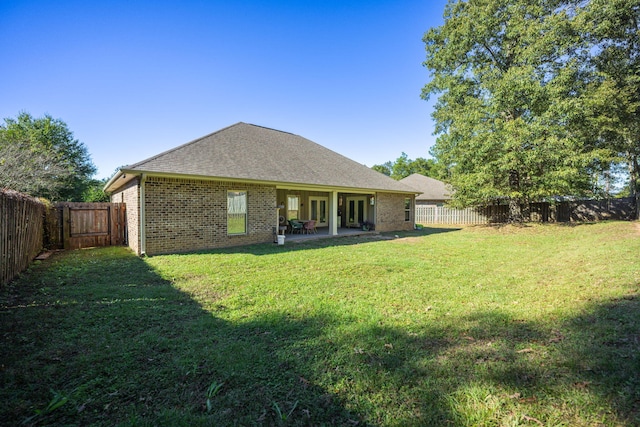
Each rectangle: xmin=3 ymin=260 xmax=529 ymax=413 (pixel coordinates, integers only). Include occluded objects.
xmin=139 ymin=173 xmax=147 ymax=256
xmin=373 ymin=192 xmax=377 ymax=228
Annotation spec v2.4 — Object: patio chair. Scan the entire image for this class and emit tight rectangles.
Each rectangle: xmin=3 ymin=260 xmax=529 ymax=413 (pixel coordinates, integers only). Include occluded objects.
xmin=288 ymin=219 xmax=303 ymax=234
xmin=303 ymin=220 xmax=317 ymax=234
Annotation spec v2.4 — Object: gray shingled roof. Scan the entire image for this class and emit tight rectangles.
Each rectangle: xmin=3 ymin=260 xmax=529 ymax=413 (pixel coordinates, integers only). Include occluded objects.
xmin=119 ymin=122 xmax=418 ymax=193
xmin=400 ymin=173 xmax=452 ymax=201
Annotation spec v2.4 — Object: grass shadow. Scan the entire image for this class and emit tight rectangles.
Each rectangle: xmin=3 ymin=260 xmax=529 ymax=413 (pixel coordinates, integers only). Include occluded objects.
xmin=317 ymin=305 xmax=640 ymax=425
xmin=0 ymin=247 xmax=361 ymax=426
xmin=560 ymin=295 xmax=640 ymax=421
xmin=393 ymin=226 xmax=463 ymax=237
xmin=2 ymin=243 xmax=638 ymax=425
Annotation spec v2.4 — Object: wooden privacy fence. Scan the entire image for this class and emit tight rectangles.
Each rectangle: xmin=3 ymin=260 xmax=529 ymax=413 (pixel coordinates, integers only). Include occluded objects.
xmin=48 ymin=202 xmax=126 ymax=250
xmin=1 ymin=192 xmax=127 ymax=286
xmin=556 ymin=198 xmax=636 ymax=222
xmin=1 ymin=189 xmax=45 ymax=286
xmin=416 ymin=198 xmax=636 ymax=225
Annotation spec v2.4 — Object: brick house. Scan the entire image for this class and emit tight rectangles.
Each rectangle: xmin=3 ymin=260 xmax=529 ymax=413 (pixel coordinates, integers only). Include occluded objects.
xmin=104 ymin=123 xmax=418 ymax=255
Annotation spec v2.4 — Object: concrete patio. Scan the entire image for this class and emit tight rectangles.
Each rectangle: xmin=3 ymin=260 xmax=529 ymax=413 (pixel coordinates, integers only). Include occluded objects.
xmin=277 ymin=227 xmax=378 ymax=243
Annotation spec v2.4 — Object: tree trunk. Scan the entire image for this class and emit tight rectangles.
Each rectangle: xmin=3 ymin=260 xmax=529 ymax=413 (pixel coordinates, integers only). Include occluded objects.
xmin=508 ymin=170 xmax=523 ymax=223
xmin=629 ymin=154 xmax=640 ymax=220
xmin=508 ymin=198 xmax=523 ymax=223
xmin=521 ymin=198 xmax=531 ymax=222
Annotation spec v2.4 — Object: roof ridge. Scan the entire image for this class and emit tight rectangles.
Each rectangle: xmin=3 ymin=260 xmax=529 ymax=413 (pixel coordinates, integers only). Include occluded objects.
xmin=109 ymin=122 xmax=419 ymax=194
xmin=243 ymin=122 xmax=298 ymax=137
xmin=125 ymin=122 xmax=247 ymax=169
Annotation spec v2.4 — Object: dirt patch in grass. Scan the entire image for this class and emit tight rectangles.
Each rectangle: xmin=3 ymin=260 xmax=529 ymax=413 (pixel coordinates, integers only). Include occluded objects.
xmin=388 ymin=235 xmax=430 ymax=245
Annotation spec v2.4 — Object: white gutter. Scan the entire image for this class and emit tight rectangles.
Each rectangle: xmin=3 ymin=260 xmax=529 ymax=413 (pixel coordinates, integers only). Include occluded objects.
xmin=139 ymin=173 xmax=147 ymax=256
xmin=106 ymin=169 xmax=418 ymax=195
xmin=103 ymin=170 xmax=124 ymax=192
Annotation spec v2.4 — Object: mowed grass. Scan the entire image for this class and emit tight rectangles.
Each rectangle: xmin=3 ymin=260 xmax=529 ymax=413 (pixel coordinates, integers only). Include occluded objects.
xmin=1 ymin=221 xmax=639 ymax=426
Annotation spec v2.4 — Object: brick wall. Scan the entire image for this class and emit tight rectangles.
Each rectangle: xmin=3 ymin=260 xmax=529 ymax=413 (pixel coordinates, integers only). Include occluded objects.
xmin=110 ymin=176 xmax=413 ymax=254
xmin=375 ymin=192 xmax=414 ymax=232
xmin=110 ymin=178 xmax=140 ymax=255
xmin=143 ymin=177 xmax=276 ymax=255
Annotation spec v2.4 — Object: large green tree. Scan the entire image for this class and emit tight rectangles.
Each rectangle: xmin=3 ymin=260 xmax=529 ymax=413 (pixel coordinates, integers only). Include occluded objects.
xmin=372 ymin=153 xmax=446 ymax=180
xmin=0 ymin=112 xmax=96 ymax=201
xmin=423 ymin=0 xmax=600 ymax=221
xmin=81 ymin=178 xmax=110 ymax=202
xmin=578 ymin=0 xmax=640 ymax=212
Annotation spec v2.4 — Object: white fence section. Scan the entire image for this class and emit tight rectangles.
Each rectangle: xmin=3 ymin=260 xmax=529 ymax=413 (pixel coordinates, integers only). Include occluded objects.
xmin=415 ymin=205 xmax=490 ymax=225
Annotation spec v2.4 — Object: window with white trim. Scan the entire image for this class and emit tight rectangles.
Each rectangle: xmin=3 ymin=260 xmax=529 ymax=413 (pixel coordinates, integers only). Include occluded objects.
xmin=404 ymin=198 xmax=412 ymax=221
xmin=227 ymin=191 xmax=247 ymax=235
xmin=287 ymin=195 xmax=299 ymax=219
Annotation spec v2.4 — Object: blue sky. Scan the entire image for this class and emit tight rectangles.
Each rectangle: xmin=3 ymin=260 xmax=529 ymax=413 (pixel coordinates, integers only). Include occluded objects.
xmin=1 ymin=0 xmax=447 ymax=179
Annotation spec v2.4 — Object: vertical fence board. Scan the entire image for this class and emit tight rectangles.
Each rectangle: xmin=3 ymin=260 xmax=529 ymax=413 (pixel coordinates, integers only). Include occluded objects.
xmin=43 ymin=206 xmax=63 ymax=249
xmin=56 ymin=202 xmax=126 ymax=250
xmin=1 ymin=190 xmax=44 ymax=286
xmin=62 ymin=205 xmax=71 ymax=250
xmin=109 ymin=203 xmax=126 ymax=246
xmin=416 ymin=198 xmax=635 ymax=225
xmin=2 ymin=192 xmax=128 ymax=286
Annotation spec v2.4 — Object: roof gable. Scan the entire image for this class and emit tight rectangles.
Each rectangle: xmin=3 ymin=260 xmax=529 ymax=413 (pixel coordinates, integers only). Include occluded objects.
xmin=400 ymin=173 xmax=452 ymax=200
xmin=115 ymin=123 xmax=417 ymax=193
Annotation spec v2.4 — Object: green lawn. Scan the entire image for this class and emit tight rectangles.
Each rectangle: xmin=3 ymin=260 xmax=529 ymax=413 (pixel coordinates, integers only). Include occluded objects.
xmin=1 ymin=222 xmax=639 ymax=426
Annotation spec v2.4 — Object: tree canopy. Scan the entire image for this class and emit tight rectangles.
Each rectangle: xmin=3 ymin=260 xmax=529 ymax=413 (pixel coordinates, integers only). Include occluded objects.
xmin=422 ymin=0 xmax=633 ymax=221
xmin=579 ymin=0 xmax=640 ymax=201
xmin=0 ymin=112 xmax=97 ymax=201
xmin=372 ymin=153 xmax=445 ymax=180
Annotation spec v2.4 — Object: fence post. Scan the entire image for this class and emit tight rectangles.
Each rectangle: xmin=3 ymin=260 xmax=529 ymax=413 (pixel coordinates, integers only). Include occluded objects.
xmin=62 ymin=205 xmax=71 ymax=250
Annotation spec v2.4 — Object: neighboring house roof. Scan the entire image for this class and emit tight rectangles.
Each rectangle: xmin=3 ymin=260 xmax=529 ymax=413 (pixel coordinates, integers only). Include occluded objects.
xmin=105 ymin=122 xmax=418 ymax=194
xmin=400 ymin=173 xmax=452 ymax=201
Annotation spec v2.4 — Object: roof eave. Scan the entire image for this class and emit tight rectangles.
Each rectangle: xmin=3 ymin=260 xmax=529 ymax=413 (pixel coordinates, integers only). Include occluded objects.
xmin=103 ymin=170 xmax=124 ymax=193
xmin=105 ymin=169 xmax=419 ymax=195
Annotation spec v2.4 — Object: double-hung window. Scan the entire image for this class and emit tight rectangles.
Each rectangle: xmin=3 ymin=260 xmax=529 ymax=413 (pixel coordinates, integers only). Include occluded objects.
xmin=404 ymin=198 xmax=412 ymax=221
xmin=287 ymin=195 xmax=299 ymax=220
xmin=227 ymin=191 xmax=247 ymax=235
